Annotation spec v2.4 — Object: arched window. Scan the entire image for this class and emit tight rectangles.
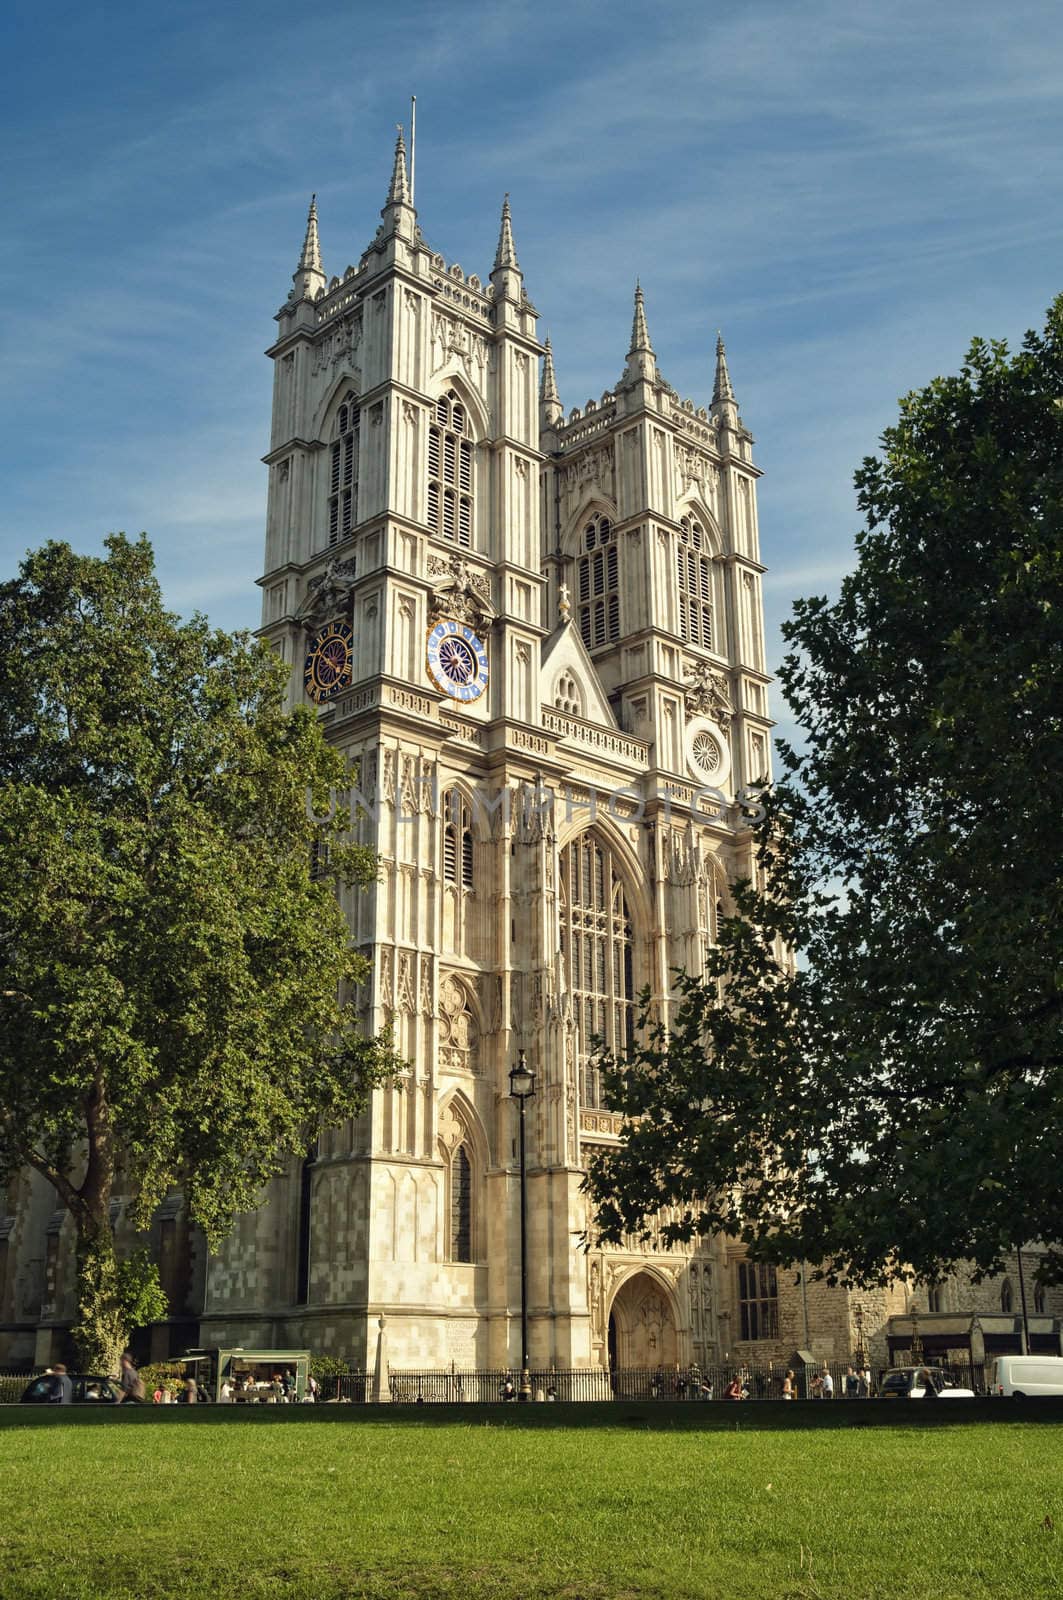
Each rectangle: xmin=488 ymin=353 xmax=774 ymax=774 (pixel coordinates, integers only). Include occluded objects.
xmin=677 ymin=515 xmax=714 ymax=649
xmin=443 ymin=790 xmax=474 ymax=889
xmin=578 ymin=514 xmax=619 ymax=649
xmin=927 ymin=1283 xmax=945 ymax=1313
xmin=1034 ymin=1281 xmax=1047 ymax=1315
xmin=450 ymin=1144 xmax=473 ymax=1262
xmin=559 ymin=832 xmax=635 ymax=1109
xmin=428 ymin=390 xmax=473 ymax=546
xmin=555 ymin=671 xmax=583 ymax=716
xmin=1000 ymin=1278 xmax=1014 ymax=1314
xmin=328 ymin=393 xmax=360 ymax=547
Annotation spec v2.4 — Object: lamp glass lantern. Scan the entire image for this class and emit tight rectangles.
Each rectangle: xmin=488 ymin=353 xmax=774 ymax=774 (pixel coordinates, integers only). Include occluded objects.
xmin=509 ymin=1051 xmax=535 ymax=1101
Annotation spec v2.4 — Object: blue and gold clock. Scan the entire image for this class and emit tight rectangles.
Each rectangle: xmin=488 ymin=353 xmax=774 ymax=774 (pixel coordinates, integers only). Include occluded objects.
xmin=426 ymin=619 xmax=489 ymax=702
xmin=304 ymin=620 xmax=354 ymax=703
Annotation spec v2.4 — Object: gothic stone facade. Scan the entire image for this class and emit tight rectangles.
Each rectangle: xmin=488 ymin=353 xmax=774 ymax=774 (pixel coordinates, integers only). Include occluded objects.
xmin=228 ymin=141 xmax=778 ymax=1373
xmin=6 ymin=137 xmax=1060 ymax=1376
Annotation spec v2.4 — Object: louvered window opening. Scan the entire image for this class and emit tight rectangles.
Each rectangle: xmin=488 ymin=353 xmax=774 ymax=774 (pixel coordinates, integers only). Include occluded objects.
xmin=559 ymin=834 xmax=634 ymax=1111
xmin=328 ymin=395 xmax=360 ymax=547
xmin=677 ymin=515 xmax=713 ymax=649
xmin=738 ymin=1261 xmax=779 ymax=1341
xmin=443 ymin=791 xmax=474 ymax=890
xmin=577 ymin=516 xmax=619 ymax=649
xmin=428 ymin=391 xmax=473 ymax=547
xmin=450 ymin=1144 xmax=472 ymax=1263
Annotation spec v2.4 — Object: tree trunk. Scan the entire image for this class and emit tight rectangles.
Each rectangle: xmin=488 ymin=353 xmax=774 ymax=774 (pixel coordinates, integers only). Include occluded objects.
xmin=73 ymin=1230 xmax=130 ymax=1377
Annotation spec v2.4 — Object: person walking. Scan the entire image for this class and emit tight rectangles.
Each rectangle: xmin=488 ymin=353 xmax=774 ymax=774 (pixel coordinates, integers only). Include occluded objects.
xmin=820 ymin=1367 xmax=835 ymax=1400
xmin=844 ymin=1365 xmax=860 ymax=1399
xmin=52 ymin=1364 xmax=73 ymax=1404
xmin=782 ymin=1369 xmax=795 ymax=1401
xmin=115 ymin=1353 xmax=145 ymax=1405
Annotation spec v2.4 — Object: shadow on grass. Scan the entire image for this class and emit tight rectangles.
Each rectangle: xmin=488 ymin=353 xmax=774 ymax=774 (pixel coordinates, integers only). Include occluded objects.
xmin=3 ymin=1397 xmax=1062 ymax=1433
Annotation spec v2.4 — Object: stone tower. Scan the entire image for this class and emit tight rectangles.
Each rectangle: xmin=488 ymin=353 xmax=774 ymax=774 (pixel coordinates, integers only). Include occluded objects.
xmin=208 ymin=131 xmax=776 ymax=1373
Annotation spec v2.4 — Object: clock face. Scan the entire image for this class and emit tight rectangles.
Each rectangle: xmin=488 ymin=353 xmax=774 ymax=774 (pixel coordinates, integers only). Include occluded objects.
xmin=304 ymin=620 xmax=354 ymax=703
xmin=426 ymin=619 xmax=489 ymax=702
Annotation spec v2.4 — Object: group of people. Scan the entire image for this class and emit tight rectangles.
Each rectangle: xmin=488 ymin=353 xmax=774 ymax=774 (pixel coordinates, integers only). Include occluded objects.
xmin=497 ymin=1376 xmax=558 ymax=1402
xmin=217 ymin=1369 xmax=319 ymax=1403
xmin=804 ymin=1365 xmax=873 ymax=1399
xmin=642 ymin=1363 xmax=876 ymax=1401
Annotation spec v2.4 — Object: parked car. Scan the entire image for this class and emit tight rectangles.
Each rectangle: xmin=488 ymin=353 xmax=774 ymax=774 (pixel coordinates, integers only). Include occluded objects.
xmin=20 ymin=1373 xmax=122 ymax=1404
xmin=991 ymin=1356 xmax=1063 ymax=1397
xmin=878 ymin=1367 xmax=975 ymax=1399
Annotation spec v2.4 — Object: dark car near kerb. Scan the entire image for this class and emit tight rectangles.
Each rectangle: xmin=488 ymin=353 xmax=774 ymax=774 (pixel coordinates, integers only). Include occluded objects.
xmin=20 ymin=1374 xmax=122 ymax=1404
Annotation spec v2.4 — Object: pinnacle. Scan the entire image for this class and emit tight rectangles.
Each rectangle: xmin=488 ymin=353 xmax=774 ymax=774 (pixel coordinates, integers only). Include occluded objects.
xmin=540 ymin=335 xmax=560 ymax=406
xmin=713 ymin=330 xmax=736 ymax=406
xmin=387 ymin=125 xmax=412 ymax=207
xmin=298 ymin=194 xmax=323 ymax=276
xmin=493 ymin=193 xmax=520 ymax=273
xmin=628 ymin=280 xmax=654 ymax=356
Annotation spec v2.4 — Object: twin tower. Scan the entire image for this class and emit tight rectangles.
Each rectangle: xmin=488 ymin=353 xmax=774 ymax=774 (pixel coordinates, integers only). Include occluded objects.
xmin=214 ymin=128 xmax=779 ymax=1374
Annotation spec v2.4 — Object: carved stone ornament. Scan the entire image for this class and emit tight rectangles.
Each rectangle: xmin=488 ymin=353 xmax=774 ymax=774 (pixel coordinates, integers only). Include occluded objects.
xmin=299 ymin=557 xmax=357 ymax=635
xmin=426 ymin=552 xmax=495 ymax=632
xmin=683 ymin=660 xmax=733 ymax=731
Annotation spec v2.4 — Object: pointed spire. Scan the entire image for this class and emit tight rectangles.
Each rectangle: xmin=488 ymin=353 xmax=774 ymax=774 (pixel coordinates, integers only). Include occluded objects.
xmin=494 ymin=194 xmax=520 ymax=272
xmin=387 ymin=125 xmax=411 ymax=206
xmin=712 ymin=331 xmax=736 ymax=407
xmin=540 ymin=335 xmax=563 ymax=428
xmin=628 ymin=280 xmax=654 ymax=357
xmin=298 ymin=194 xmax=322 ymax=275
xmin=290 ymin=193 xmax=327 ymax=303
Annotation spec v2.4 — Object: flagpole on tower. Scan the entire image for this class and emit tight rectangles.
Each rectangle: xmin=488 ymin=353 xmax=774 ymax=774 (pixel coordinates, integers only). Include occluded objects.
xmin=410 ymin=95 xmax=416 ymax=207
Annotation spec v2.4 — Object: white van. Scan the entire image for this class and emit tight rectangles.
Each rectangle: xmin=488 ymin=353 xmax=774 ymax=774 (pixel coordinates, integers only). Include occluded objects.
xmin=991 ymin=1355 xmax=1063 ymax=1397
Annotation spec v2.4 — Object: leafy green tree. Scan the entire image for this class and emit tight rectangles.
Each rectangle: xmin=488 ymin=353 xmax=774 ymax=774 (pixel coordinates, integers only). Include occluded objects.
xmin=0 ymin=535 xmax=400 ymax=1372
xmin=589 ymin=300 xmax=1063 ymax=1287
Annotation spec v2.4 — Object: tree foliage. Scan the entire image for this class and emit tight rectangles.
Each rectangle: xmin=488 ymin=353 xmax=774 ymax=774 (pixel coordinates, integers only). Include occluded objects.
xmin=0 ymin=535 xmax=401 ymax=1360
xmin=589 ymin=299 xmax=1063 ymax=1286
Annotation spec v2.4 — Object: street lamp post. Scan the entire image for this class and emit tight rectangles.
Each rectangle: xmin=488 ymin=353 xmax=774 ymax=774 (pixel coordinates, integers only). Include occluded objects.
xmin=853 ymin=1301 xmax=866 ymax=1370
xmin=510 ymin=1049 xmax=536 ymax=1402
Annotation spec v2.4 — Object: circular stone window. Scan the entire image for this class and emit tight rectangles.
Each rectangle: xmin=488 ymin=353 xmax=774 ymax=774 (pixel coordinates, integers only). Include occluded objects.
xmin=685 ymin=715 xmax=731 ymax=789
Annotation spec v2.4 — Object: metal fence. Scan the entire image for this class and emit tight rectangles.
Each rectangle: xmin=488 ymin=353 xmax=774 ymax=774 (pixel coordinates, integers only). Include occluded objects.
xmin=384 ymin=1357 xmax=990 ymax=1403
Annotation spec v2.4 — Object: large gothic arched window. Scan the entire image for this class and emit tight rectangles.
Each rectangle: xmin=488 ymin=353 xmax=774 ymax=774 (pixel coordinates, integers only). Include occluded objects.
xmin=428 ymin=390 xmax=473 ymax=547
xmin=559 ymin=832 xmax=635 ymax=1109
xmin=677 ymin=514 xmax=714 ymax=649
xmin=328 ymin=393 xmax=360 ymax=547
xmin=578 ymin=514 xmax=619 ymax=649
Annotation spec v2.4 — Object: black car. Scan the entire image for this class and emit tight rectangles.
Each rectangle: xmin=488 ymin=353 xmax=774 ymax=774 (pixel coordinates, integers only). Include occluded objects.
xmin=20 ymin=1373 xmax=122 ymax=1404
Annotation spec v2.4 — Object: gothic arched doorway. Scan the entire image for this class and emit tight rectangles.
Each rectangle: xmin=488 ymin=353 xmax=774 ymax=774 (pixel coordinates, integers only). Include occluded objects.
xmin=607 ymin=1272 xmax=678 ymax=1369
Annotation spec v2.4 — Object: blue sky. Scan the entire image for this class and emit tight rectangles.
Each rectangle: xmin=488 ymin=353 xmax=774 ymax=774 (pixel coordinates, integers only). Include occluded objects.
xmin=3 ymin=0 xmax=1063 ymax=747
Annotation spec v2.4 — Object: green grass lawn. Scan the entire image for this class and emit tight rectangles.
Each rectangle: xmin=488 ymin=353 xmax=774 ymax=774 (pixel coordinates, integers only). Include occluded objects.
xmin=0 ymin=1404 xmax=1060 ymax=1600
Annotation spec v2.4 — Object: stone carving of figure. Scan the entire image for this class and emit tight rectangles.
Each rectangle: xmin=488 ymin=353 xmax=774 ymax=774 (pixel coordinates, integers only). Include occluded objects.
xmin=683 ymin=660 xmax=733 ymax=730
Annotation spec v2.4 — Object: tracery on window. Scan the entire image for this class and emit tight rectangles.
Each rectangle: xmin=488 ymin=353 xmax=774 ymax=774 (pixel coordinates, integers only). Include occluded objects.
xmin=578 ymin=515 xmax=619 ymax=649
xmin=737 ymin=1261 xmax=779 ymax=1341
xmin=559 ymin=832 xmax=634 ymax=1110
xmin=438 ymin=976 xmax=479 ymax=1075
xmin=428 ymin=390 xmax=473 ymax=547
xmin=555 ymin=671 xmax=583 ymax=716
xmin=677 ymin=515 xmax=714 ymax=649
xmin=328 ymin=393 xmax=360 ymax=547
xmin=1000 ymin=1278 xmax=1014 ymax=1314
